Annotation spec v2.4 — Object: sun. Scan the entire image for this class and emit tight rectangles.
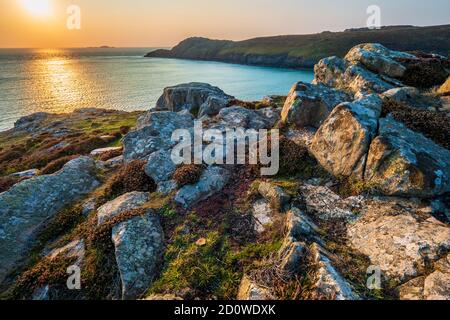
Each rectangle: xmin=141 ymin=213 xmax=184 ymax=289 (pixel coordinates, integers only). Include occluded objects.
xmin=22 ymin=0 xmax=52 ymax=17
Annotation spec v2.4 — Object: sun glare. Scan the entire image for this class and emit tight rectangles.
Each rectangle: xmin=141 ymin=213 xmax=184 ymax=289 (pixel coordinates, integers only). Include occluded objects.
xmin=22 ymin=0 xmax=52 ymax=17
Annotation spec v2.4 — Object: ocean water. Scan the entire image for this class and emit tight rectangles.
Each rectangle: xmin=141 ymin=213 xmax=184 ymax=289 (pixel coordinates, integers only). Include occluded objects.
xmin=0 ymin=48 xmax=314 ymax=132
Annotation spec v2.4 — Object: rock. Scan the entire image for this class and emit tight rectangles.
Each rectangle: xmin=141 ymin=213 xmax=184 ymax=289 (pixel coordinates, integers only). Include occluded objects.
xmin=104 ymin=155 xmax=124 ymax=168
xmin=345 ymin=43 xmax=415 ymax=78
xmin=144 ymin=149 xmax=176 ymax=184
xmin=285 ymin=207 xmax=320 ymax=240
xmin=97 ymin=192 xmax=149 ymax=225
xmin=216 ymin=106 xmax=274 ymax=130
xmin=438 ymin=76 xmax=450 ymax=94
xmin=313 ymin=56 xmax=395 ymax=95
xmin=398 ymin=254 xmax=450 ymax=300
xmin=174 ymin=166 xmax=229 ymax=208
xmin=157 ymin=180 xmax=178 ymax=195
xmin=347 ymin=198 xmax=450 ymax=281
xmin=237 ymin=275 xmax=274 ymax=300
xmin=382 ymin=87 xmax=441 ymax=110
xmin=14 ymin=112 xmax=49 ymax=132
xmin=252 ymin=199 xmax=274 ymax=234
xmin=123 ymin=111 xmax=194 ymax=160
xmin=256 ymin=107 xmax=281 ymax=128
xmin=281 ymin=81 xmax=351 ymax=128
xmin=0 ymin=157 xmax=100 ymax=283
xmin=300 ymin=184 xmax=365 ymax=221
xmin=81 ymin=198 xmax=97 ymax=217
xmin=112 ymin=209 xmax=164 ymax=299
xmin=9 ymin=169 xmax=39 ymax=178
xmin=309 ymin=243 xmax=359 ymax=300
xmin=365 ymin=116 xmax=450 ymax=197
xmin=31 ymin=286 xmax=50 ymax=301
xmin=90 ymin=147 xmax=122 ymax=157
xmin=278 ymin=237 xmax=306 ymax=274
xmin=153 ymin=83 xmax=234 ymax=117
xmin=258 ymin=182 xmax=291 ymax=211
xmin=310 ymin=94 xmax=382 ymax=179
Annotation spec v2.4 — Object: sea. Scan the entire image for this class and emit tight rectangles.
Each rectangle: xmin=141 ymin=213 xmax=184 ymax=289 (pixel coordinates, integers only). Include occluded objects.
xmin=0 ymin=48 xmax=314 ymax=132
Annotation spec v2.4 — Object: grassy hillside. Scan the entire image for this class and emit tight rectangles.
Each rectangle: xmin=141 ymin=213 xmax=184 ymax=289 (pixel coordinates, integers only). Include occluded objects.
xmin=146 ymin=25 xmax=450 ymax=69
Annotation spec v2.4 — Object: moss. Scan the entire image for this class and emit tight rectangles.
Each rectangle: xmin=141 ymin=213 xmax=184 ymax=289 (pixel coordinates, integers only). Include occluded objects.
xmin=400 ymin=58 xmax=448 ymax=88
xmin=172 ymin=164 xmax=204 ymax=187
xmin=97 ymin=148 xmax=123 ymax=161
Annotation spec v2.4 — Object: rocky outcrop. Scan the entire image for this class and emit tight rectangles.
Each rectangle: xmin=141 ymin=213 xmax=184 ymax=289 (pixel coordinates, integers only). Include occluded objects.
xmin=174 ymin=166 xmax=229 ymax=208
xmin=0 ymin=157 xmax=100 ymax=284
xmin=90 ymin=147 xmax=122 ymax=157
xmin=365 ymin=116 xmax=450 ymax=197
xmin=153 ymin=83 xmax=234 ymax=117
xmin=123 ymin=111 xmax=194 ymax=161
xmin=344 ymin=43 xmax=416 ymax=78
xmin=310 ymin=94 xmax=382 ymax=179
xmin=313 ymin=56 xmax=395 ymax=95
xmin=347 ymin=198 xmax=450 ymax=281
xmin=97 ymin=192 xmax=149 ymax=225
xmin=281 ymin=82 xmax=351 ymax=128
xmin=112 ymin=209 xmax=164 ymax=299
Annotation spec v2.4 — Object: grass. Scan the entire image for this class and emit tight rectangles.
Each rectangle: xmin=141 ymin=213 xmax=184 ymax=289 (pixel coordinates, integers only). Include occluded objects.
xmin=0 ymin=110 xmax=141 ymax=177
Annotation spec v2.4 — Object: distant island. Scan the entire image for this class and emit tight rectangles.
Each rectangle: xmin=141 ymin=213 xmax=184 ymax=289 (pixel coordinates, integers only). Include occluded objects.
xmin=146 ymin=25 xmax=450 ymax=69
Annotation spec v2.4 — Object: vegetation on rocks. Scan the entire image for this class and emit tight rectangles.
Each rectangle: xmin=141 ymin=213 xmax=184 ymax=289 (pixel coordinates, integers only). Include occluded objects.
xmin=172 ymin=164 xmax=204 ymax=187
xmin=382 ymin=98 xmax=450 ymax=150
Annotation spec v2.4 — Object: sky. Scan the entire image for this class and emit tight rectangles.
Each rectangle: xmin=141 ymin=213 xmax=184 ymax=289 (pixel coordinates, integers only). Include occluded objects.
xmin=0 ymin=0 xmax=449 ymax=48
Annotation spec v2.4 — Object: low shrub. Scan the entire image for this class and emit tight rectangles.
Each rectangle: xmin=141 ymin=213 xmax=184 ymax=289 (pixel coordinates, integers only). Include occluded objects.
xmin=119 ymin=126 xmax=131 ymax=135
xmin=278 ymin=136 xmax=314 ymax=176
xmin=400 ymin=58 xmax=448 ymax=88
xmin=102 ymin=160 xmax=157 ymax=201
xmin=40 ymin=155 xmax=80 ymax=175
xmin=382 ymin=98 xmax=450 ymax=150
xmin=98 ymin=148 xmax=123 ymax=161
xmin=172 ymin=164 xmax=204 ymax=187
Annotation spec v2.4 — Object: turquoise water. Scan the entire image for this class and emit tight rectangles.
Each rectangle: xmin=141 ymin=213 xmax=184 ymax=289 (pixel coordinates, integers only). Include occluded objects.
xmin=0 ymin=48 xmax=314 ymax=131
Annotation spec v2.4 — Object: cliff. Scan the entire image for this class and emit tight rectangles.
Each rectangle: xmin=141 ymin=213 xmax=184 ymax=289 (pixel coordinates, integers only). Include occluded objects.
xmin=146 ymin=25 xmax=450 ymax=69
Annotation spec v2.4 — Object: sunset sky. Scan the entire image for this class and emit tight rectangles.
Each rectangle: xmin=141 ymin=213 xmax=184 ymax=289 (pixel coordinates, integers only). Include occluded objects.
xmin=1 ymin=0 xmax=449 ymax=48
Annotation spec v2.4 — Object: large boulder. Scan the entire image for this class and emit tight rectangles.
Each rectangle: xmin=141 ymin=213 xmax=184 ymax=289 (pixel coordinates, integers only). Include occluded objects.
xmin=153 ymin=83 xmax=234 ymax=117
xmin=97 ymin=192 xmax=149 ymax=225
xmin=174 ymin=166 xmax=229 ymax=208
xmin=112 ymin=209 xmax=164 ymax=299
xmin=313 ymin=56 xmax=395 ymax=95
xmin=123 ymin=111 xmax=194 ymax=161
xmin=281 ymin=82 xmax=351 ymax=128
xmin=345 ymin=43 xmax=416 ymax=78
xmin=310 ymin=94 xmax=382 ymax=179
xmin=0 ymin=157 xmax=100 ymax=283
xmin=365 ymin=116 xmax=450 ymax=197
xmin=347 ymin=198 xmax=450 ymax=282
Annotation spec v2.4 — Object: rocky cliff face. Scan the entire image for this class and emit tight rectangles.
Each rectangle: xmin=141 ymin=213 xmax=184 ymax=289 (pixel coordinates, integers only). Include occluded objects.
xmin=0 ymin=43 xmax=449 ymax=301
